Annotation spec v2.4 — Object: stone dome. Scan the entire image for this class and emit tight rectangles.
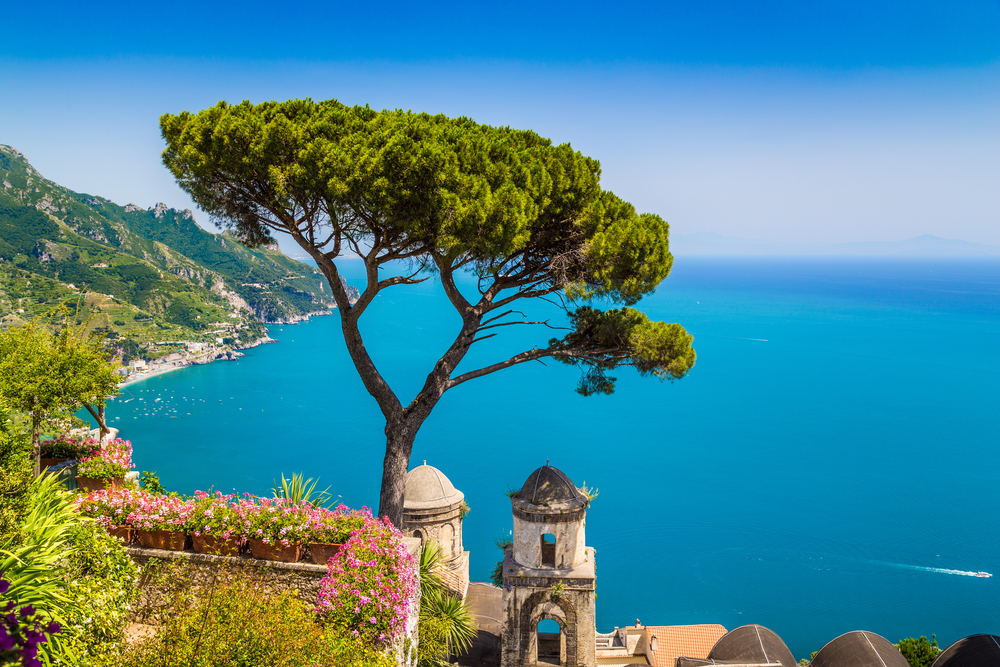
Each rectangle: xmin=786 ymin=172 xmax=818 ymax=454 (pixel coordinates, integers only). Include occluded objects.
xmin=708 ymin=625 xmax=797 ymax=667
xmin=810 ymin=631 xmax=909 ymax=667
xmin=932 ymin=635 xmax=1000 ymax=667
xmin=515 ymin=464 xmax=586 ymax=506
xmin=403 ymin=462 xmax=464 ymax=510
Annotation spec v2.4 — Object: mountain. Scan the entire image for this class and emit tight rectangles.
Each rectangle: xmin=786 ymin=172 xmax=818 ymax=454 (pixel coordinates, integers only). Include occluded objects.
xmin=0 ymin=145 xmax=356 ymax=357
xmin=671 ymin=232 xmax=1000 ymax=257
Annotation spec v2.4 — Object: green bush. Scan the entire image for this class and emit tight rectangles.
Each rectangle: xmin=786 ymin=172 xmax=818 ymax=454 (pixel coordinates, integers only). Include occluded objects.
xmin=111 ymin=574 xmax=392 ymax=667
xmin=60 ymin=519 xmax=139 ymax=663
xmin=0 ymin=474 xmax=138 ymax=666
xmin=896 ymin=636 xmax=940 ymax=667
xmin=0 ymin=428 xmax=32 ymax=543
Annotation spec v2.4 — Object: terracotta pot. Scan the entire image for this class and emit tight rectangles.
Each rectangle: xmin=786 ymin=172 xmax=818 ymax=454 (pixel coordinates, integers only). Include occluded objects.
xmin=40 ymin=457 xmax=70 ymax=470
xmin=76 ymin=476 xmax=124 ymax=492
xmin=107 ymin=526 xmax=134 ymax=545
xmin=248 ymin=539 xmax=303 ymax=563
xmin=309 ymin=542 xmax=343 ymax=564
xmin=192 ymin=534 xmax=241 ymax=557
xmin=137 ymin=529 xmax=188 ymax=551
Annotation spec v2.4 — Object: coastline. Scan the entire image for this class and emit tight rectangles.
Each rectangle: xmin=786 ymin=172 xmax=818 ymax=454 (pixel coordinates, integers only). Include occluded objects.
xmin=118 ymin=307 xmax=338 ymax=387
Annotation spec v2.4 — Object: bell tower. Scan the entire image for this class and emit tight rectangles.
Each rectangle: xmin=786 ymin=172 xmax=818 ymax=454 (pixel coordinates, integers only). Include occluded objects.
xmin=501 ymin=463 xmax=597 ymax=667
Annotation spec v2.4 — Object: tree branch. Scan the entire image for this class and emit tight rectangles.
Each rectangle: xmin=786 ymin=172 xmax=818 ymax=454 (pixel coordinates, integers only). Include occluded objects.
xmin=446 ymin=347 xmax=561 ymax=389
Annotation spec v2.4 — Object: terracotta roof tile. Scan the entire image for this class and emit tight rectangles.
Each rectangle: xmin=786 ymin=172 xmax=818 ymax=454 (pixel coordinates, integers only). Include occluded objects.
xmin=644 ymin=624 xmax=728 ymax=667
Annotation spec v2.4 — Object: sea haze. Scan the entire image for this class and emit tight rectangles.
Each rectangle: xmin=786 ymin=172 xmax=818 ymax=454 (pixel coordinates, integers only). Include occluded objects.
xmin=97 ymin=256 xmax=1000 ymax=659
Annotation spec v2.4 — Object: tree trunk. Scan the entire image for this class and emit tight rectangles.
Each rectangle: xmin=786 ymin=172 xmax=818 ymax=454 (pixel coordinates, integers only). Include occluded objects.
xmin=83 ymin=402 xmax=110 ymax=444
xmin=378 ymin=423 xmax=418 ymax=527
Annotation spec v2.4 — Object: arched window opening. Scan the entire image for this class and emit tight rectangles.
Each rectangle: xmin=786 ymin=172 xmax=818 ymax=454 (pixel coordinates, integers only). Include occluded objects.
xmin=537 ymin=618 xmax=561 ymax=665
xmin=541 ymin=533 xmax=556 ymax=567
xmin=413 ymin=529 xmax=423 ymax=544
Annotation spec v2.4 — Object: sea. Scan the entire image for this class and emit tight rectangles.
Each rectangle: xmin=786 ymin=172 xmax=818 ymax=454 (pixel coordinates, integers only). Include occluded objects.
xmin=90 ymin=256 xmax=1000 ymax=659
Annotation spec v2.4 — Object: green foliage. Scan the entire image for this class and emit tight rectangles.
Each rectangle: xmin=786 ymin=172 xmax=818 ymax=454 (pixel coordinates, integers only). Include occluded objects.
xmin=491 ymin=561 xmax=504 ymax=588
xmin=895 ymin=635 xmax=940 ymax=667
xmin=418 ymin=540 xmax=446 ymax=602
xmin=0 ymin=429 xmax=32 ymax=543
xmin=272 ymin=472 xmax=336 ymax=508
xmin=0 ymin=474 xmax=81 ymax=664
xmin=0 ymin=318 xmax=120 ymax=471
xmin=554 ymin=306 xmax=696 ymax=395
xmin=138 ymin=470 xmax=168 ymax=495
xmin=417 ymin=612 xmax=454 ymax=667
xmin=109 ymin=573 xmax=391 ymax=667
xmin=60 ymin=519 xmax=139 ymax=663
xmin=416 ymin=541 xmax=477 ymax=665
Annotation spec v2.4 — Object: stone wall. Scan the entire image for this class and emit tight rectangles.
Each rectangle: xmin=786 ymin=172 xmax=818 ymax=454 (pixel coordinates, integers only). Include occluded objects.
xmin=127 ymin=546 xmax=328 ymax=624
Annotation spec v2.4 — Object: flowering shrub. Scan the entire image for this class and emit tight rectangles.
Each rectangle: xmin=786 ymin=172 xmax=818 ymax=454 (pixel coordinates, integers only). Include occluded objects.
xmin=0 ymin=574 xmax=61 ymax=667
xmin=75 ymin=487 xmax=142 ymax=529
xmin=39 ymin=435 xmax=98 ymax=460
xmin=237 ymin=495 xmax=312 ymax=547
xmin=77 ymin=438 xmax=132 ymax=481
xmin=315 ymin=510 xmax=418 ymax=647
xmin=307 ymin=504 xmax=368 ymax=544
xmin=129 ymin=494 xmax=192 ymax=532
xmin=186 ymin=491 xmax=243 ymax=541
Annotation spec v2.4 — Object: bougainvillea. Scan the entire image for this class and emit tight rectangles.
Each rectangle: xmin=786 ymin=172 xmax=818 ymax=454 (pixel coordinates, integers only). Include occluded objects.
xmin=315 ymin=510 xmax=418 ymax=647
xmin=76 ymin=438 xmax=132 ymax=480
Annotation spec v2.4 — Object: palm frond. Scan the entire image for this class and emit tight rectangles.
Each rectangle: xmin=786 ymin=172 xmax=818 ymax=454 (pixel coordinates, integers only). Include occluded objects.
xmin=418 ymin=540 xmax=446 ymax=602
xmin=425 ymin=593 xmax=478 ymax=654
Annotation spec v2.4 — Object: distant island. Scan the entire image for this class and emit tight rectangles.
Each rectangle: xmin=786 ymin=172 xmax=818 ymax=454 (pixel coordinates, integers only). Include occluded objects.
xmin=0 ymin=145 xmax=359 ymax=379
xmin=671 ymin=232 xmax=1000 ymax=257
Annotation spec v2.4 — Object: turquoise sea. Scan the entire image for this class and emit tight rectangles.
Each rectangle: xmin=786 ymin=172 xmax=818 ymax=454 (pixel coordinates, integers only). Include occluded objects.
xmin=92 ymin=257 xmax=1000 ymax=659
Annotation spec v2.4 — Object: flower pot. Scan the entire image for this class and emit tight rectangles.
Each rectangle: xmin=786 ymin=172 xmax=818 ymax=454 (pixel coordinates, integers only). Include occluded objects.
xmin=137 ymin=529 xmax=188 ymax=551
xmin=249 ymin=539 xmax=303 ymax=563
xmin=41 ymin=457 xmax=70 ymax=470
xmin=192 ymin=534 xmax=241 ymax=557
xmin=76 ymin=476 xmax=124 ymax=492
xmin=107 ymin=526 xmax=134 ymax=545
xmin=309 ymin=542 xmax=343 ymax=564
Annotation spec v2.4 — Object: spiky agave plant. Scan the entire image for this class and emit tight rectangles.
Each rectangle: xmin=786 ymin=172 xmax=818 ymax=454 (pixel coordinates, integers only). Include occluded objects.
xmin=271 ymin=472 xmax=337 ymax=508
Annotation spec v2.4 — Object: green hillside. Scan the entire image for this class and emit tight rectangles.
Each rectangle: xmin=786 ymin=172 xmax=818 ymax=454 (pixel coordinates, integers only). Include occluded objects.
xmin=0 ymin=145 xmax=348 ymax=356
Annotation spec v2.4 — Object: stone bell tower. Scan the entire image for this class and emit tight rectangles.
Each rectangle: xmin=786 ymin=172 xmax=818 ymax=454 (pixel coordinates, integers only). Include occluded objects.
xmin=400 ymin=462 xmax=470 ymax=598
xmin=501 ymin=463 xmax=597 ymax=667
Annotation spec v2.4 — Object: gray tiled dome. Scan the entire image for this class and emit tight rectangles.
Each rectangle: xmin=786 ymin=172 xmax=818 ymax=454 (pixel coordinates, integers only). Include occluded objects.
xmin=516 ymin=464 xmax=584 ymax=505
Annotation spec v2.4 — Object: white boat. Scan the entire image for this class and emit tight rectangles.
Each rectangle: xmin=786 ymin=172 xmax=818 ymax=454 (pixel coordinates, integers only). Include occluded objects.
xmin=973 ymin=571 xmax=992 ymax=578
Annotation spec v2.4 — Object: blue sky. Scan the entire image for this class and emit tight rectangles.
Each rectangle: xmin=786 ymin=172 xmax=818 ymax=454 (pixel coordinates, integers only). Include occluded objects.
xmin=2 ymin=1 xmax=998 ymax=248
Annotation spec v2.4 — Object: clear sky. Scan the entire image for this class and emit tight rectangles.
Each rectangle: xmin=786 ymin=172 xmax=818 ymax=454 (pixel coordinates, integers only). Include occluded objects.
xmin=2 ymin=1 xmax=998 ymax=250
